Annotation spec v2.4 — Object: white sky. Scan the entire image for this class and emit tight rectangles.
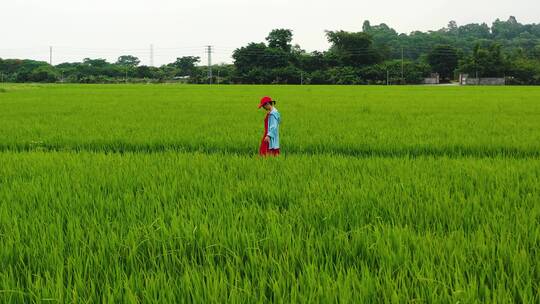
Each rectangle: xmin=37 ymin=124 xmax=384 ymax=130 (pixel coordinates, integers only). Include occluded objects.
xmin=1 ymin=0 xmax=538 ymax=66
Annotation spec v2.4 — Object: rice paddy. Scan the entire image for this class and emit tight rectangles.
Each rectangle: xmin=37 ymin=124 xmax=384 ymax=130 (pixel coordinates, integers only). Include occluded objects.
xmin=0 ymin=84 xmax=539 ymax=302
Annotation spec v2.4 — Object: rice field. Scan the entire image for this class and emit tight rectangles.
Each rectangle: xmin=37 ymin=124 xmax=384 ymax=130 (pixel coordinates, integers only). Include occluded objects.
xmin=0 ymin=84 xmax=539 ymax=302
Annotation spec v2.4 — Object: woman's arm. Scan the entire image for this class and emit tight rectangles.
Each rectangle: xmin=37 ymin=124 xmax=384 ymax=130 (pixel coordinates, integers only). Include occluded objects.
xmin=267 ymin=114 xmax=278 ymax=139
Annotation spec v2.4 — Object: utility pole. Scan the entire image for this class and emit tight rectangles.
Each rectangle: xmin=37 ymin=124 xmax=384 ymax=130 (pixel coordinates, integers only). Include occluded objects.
xmin=49 ymin=46 xmax=53 ymax=65
xmin=206 ymin=45 xmax=213 ymax=84
xmin=401 ymin=47 xmax=404 ymax=84
xmin=150 ymin=44 xmax=154 ymax=67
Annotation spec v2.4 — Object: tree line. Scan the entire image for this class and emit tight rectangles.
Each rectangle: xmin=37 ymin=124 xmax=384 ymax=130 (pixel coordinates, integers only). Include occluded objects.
xmin=1 ymin=16 xmax=540 ymax=85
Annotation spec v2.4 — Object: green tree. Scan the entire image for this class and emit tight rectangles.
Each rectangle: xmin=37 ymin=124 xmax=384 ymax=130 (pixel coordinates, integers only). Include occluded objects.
xmin=362 ymin=20 xmax=372 ymax=32
xmin=266 ymin=29 xmax=293 ymax=52
xmin=2 ymin=59 xmax=51 ymax=82
xmin=296 ymin=51 xmax=328 ymax=72
xmin=326 ymin=30 xmax=381 ymax=67
xmin=459 ymin=43 xmax=507 ymax=78
xmin=233 ymin=42 xmax=289 ymax=83
xmin=428 ymin=45 xmax=459 ymax=81
xmin=362 ymin=22 xmax=399 ymax=60
xmin=28 ymin=65 xmax=60 ymax=83
xmin=458 ymin=23 xmax=491 ymax=39
xmin=447 ymin=21 xmax=458 ymax=35
xmin=533 ymin=45 xmax=540 ymax=60
xmin=327 ymin=67 xmax=359 ymax=84
xmin=116 ymin=55 xmax=140 ymax=68
xmin=507 ymin=57 xmax=540 ymax=84
xmin=171 ymin=56 xmax=200 ymax=76
xmin=492 ymin=16 xmax=524 ymax=40
xmin=233 ymin=42 xmax=268 ymax=75
xmin=83 ymin=58 xmax=109 ymax=68
xmin=136 ymin=66 xmax=160 ymax=79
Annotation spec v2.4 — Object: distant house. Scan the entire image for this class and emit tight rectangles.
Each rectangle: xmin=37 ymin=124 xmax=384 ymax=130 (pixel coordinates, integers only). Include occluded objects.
xmin=460 ymin=74 xmax=506 ymax=85
xmin=173 ymin=76 xmax=190 ymax=81
xmin=423 ymin=73 xmax=440 ymax=85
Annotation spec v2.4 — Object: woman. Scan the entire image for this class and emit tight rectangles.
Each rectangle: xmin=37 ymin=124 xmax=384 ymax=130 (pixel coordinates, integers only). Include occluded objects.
xmin=258 ymin=96 xmax=281 ymax=157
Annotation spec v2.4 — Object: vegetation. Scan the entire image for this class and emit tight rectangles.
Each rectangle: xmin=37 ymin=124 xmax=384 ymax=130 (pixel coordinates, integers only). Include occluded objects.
xmin=0 ymin=84 xmax=539 ymax=302
xmin=1 ymin=17 xmax=540 ymax=85
xmin=0 ymin=85 xmax=540 ymax=155
xmin=427 ymin=45 xmax=459 ymax=81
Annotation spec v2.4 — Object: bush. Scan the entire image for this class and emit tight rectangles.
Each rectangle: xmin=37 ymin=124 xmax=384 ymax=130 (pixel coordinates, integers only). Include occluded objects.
xmin=28 ymin=66 xmax=60 ymax=83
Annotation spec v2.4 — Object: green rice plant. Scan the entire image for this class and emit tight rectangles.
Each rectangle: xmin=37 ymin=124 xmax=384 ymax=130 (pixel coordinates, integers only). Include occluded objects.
xmin=0 ymin=84 xmax=539 ymax=302
xmin=0 ymin=152 xmax=539 ymax=302
xmin=0 ymin=85 xmax=539 ymax=157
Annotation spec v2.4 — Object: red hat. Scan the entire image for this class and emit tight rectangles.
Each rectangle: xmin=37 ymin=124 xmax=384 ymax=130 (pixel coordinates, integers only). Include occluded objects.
xmin=258 ymin=96 xmax=273 ymax=109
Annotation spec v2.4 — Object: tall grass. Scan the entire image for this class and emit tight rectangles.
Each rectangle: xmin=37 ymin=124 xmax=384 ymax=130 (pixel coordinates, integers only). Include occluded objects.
xmin=0 ymin=85 xmax=539 ymax=156
xmin=0 ymin=153 xmax=539 ymax=302
xmin=0 ymin=85 xmax=539 ymax=302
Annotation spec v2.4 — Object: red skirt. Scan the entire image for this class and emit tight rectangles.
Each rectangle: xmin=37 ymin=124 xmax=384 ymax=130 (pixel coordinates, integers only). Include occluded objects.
xmin=259 ymin=138 xmax=280 ymax=156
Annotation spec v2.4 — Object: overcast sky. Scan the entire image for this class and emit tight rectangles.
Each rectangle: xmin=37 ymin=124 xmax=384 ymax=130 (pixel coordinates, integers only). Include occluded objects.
xmin=1 ymin=0 xmax=538 ymax=66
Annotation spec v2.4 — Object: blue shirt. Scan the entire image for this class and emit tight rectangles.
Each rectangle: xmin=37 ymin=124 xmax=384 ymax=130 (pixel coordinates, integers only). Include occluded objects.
xmin=267 ymin=108 xmax=281 ymax=149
